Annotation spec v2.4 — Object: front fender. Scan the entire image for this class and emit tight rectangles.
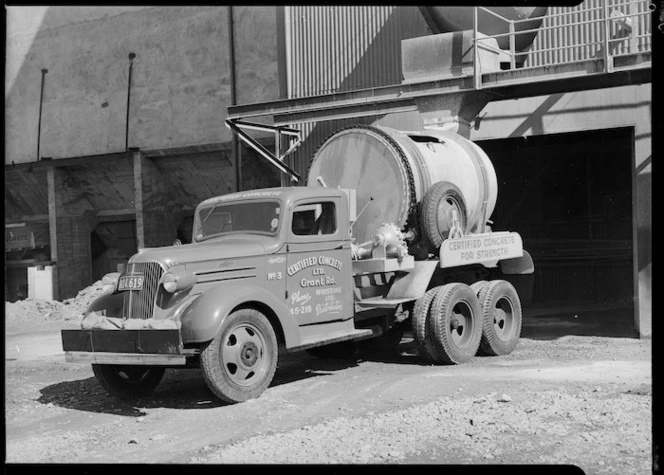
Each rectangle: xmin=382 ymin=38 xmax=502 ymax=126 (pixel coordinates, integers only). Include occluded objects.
xmin=85 ymin=293 xmax=125 ymax=318
xmin=179 ymin=283 xmax=302 ymax=348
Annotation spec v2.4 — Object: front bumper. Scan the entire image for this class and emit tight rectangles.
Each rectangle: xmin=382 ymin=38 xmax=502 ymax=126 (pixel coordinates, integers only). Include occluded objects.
xmin=61 ymin=329 xmax=187 ymax=366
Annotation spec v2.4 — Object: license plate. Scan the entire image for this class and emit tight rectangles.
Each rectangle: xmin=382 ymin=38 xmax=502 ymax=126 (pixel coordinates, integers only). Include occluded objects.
xmin=118 ymin=275 xmax=144 ymax=291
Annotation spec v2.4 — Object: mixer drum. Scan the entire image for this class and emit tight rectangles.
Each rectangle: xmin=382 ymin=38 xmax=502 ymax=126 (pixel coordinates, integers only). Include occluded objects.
xmin=307 ymin=125 xmax=498 ymax=246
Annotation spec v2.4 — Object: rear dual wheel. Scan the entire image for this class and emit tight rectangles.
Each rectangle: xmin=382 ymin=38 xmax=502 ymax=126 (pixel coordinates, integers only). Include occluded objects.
xmin=473 ymin=280 xmax=522 ymax=356
xmin=413 ymin=283 xmax=482 ymax=364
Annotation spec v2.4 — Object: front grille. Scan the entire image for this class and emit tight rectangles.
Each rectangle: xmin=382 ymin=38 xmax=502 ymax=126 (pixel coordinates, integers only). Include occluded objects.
xmin=122 ymin=261 xmax=165 ymax=319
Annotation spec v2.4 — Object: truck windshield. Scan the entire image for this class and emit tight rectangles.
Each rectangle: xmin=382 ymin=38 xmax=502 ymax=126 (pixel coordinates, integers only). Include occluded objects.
xmin=194 ymin=200 xmax=281 ymax=241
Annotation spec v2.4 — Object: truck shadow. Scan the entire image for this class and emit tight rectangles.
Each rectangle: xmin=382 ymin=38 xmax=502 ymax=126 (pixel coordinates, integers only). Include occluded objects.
xmin=35 ymin=352 xmax=370 ymax=416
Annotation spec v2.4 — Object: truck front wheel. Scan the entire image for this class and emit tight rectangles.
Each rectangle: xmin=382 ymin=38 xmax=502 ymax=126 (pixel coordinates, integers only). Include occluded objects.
xmin=200 ymin=308 xmax=278 ymax=403
xmin=92 ymin=365 xmax=165 ymax=399
xmin=477 ymin=280 xmax=522 ymax=356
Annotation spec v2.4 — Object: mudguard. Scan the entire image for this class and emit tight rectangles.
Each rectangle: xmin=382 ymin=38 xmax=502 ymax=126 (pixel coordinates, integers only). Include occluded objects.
xmin=500 ymin=250 xmax=535 ymax=275
xmin=179 ymin=283 xmax=302 ymax=347
xmin=386 ymin=260 xmax=439 ymax=300
xmin=85 ymin=293 xmax=125 ymax=318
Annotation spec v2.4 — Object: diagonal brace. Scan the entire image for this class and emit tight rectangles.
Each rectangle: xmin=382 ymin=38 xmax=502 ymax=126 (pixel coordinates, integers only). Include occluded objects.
xmin=225 ymin=119 xmax=302 ymax=183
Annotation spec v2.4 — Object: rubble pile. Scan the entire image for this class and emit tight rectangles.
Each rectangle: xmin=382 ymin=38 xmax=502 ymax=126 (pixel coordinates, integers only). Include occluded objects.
xmin=5 ymin=280 xmax=104 ymax=334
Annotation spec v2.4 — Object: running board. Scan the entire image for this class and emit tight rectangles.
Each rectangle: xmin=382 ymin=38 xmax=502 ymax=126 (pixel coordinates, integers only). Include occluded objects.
xmin=290 ymin=328 xmax=374 ymax=352
xmin=355 ymin=297 xmax=414 ymax=309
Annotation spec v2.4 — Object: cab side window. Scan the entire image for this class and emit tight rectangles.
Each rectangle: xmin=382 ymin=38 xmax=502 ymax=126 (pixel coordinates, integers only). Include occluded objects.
xmin=292 ymin=202 xmax=336 ymax=236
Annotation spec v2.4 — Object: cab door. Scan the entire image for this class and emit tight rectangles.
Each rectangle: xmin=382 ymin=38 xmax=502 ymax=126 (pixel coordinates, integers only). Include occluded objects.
xmin=285 ymin=198 xmax=352 ymax=326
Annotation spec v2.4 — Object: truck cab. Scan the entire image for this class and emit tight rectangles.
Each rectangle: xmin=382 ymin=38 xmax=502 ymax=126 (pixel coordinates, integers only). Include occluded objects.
xmin=62 ymin=187 xmax=372 ymax=403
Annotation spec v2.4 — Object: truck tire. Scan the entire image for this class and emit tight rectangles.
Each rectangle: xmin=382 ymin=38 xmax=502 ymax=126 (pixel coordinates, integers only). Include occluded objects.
xmin=427 ymin=283 xmax=482 ymax=364
xmin=470 ymin=280 xmax=489 ymax=297
xmin=200 ymin=308 xmax=278 ymax=403
xmin=420 ymin=181 xmax=468 ymax=254
xmin=92 ymin=365 xmax=165 ymax=399
xmin=477 ymin=280 xmax=522 ymax=356
xmin=412 ymin=287 xmax=441 ymax=362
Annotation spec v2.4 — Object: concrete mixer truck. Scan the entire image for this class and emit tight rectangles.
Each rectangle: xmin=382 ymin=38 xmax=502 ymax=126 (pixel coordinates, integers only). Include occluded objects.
xmin=61 ymin=124 xmax=534 ymax=404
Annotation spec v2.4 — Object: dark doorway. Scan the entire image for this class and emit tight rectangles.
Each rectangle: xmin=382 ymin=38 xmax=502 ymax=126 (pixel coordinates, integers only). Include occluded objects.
xmin=91 ymin=220 xmax=137 ymax=281
xmin=477 ymin=128 xmax=634 ymax=322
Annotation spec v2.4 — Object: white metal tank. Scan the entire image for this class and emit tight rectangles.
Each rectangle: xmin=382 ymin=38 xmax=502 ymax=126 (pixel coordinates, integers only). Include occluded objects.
xmin=307 ymin=125 xmax=498 ymax=247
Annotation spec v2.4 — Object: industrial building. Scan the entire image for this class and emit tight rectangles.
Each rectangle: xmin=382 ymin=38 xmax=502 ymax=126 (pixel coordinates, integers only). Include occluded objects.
xmin=5 ymin=4 xmax=652 ymax=336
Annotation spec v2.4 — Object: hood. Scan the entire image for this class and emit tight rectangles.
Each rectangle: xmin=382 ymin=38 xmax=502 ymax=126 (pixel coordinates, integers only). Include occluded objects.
xmin=130 ymin=235 xmax=282 ymax=267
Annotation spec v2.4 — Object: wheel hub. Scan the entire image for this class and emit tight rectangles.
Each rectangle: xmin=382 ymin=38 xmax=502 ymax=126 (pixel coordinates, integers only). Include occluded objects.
xmin=494 ymin=309 xmax=506 ymax=328
xmin=240 ymin=341 xmax=259 ymax=367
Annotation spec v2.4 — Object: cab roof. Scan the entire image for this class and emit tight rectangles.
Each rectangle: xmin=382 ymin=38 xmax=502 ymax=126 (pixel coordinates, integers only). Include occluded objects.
xmin=197 ymin=186 xmax=346 ymax=209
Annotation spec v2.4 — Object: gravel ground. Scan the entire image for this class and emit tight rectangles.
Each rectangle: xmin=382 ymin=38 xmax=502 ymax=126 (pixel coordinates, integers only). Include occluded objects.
xmin=4 ymin=285 xmax=653 ymax=471
xmin=202 ymin=385 xmax=650 ymax=467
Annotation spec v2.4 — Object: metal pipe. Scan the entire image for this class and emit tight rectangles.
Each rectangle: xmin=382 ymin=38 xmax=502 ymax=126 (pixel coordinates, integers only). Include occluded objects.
xmin=228 ymin=6 xmax=241 ymax=192
xmin=473 ymin=7 xmax=481 ymax=90
xmin=226 ymin=120 xmax=301 ymax=182
xmin=37 ymin=68 xmax=48 ymax=161
xmin=509 ymin=21 xmax=516 ymax=69
xmin=125 ymin=52 xmax=136 ymax=152
xmin=602 ymin=0 xmax=614 ymax=72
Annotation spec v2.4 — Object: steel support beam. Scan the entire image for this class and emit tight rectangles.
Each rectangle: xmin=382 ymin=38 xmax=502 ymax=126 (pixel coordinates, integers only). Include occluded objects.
xmin=224 ymin=119 xmax=302 ymax=184
xmin=227 ymin=54 xmax=651 ymax=126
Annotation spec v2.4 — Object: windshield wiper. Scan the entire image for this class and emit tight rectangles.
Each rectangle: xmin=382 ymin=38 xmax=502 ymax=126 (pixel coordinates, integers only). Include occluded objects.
xmin=202 ymin=203 xmax=220 ymax=224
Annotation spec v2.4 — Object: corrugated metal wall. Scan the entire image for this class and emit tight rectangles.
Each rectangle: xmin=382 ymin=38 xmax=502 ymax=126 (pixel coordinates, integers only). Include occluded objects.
xmin=284 ymin=1 xmax=651 ymax=179
xmin=526 ymin=0 xmax=651 ymax=67
xmin=285 ymin=6 xmax=431 ymax=178
xmin=287 ymin=6 xmax=429 ymax=98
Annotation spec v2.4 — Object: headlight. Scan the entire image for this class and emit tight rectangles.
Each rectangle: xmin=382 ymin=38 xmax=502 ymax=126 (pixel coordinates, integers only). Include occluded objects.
xmin=161 ymin=270 xmax=196 ymax=293
xmin=101 ymin=273 xmax=121 ymax=295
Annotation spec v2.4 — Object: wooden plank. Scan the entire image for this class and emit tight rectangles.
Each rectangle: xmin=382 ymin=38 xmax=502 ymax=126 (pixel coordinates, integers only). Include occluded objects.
xmin=96 ymin=209 xmax=137 ymax=221
xmin=21 ymin=214 xmax=50 ymax=222
xmin=65 ymin=352 xmax=186 ymax=366
xmin=46 ymin=167 xmax=59 ymax=300
xmin=133 ymin=151 xmax=145 ymax=249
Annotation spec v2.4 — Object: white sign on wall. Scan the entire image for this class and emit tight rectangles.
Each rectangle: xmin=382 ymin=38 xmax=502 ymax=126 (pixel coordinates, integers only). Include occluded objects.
xmin=5 ymin=227 xmax=35 ymax=251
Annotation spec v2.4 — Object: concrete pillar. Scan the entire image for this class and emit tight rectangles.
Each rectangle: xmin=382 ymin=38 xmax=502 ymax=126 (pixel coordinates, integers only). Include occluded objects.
xmin=133 ymin=150 xmax=182 ymax=249
xmin=47 ymin=166 xmax=96 ymax=300
xmin=634 ymin=122 xmax=651 ymax=338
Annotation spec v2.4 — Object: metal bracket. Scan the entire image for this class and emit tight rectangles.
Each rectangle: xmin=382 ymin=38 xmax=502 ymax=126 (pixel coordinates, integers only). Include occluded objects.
xmin=225 ymin=118 xmax=302 ymax=184
xmin=449 ymin=209 xmax=464 ymax=239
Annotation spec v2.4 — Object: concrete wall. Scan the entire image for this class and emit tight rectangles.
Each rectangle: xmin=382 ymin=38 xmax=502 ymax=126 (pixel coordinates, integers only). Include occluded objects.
xmin=47 ymin=166 xmax=96 ymax=299
xmin=6 ymin=6 xmax=281 ymax=164
xmin=233 ymin=6 xmax=280 ymax=105
xmin=469 ymin=84 xmax=651 ymax=337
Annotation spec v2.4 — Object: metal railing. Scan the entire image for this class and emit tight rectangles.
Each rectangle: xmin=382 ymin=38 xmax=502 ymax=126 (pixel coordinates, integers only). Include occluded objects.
xmin=472 ymin=0 xmax=652 ymax=89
